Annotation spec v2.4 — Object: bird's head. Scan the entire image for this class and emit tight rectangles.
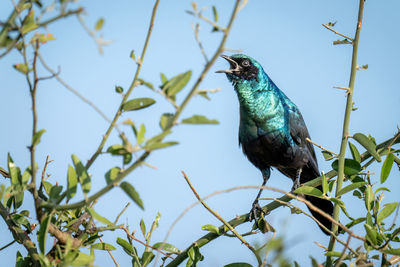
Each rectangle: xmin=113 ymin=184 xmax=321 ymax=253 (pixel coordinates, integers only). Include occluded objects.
xmin=216 ymin=54 xmax=265 ymax=85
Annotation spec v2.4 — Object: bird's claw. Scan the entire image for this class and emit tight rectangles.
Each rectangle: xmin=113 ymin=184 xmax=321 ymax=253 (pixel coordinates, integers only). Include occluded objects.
xmin=249 ymin=201 xmax=268 ymax=222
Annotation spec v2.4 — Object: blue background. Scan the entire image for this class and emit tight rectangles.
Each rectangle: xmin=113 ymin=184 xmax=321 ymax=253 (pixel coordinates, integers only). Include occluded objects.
xmin=1 ymin=1 xmax=399 ymax=266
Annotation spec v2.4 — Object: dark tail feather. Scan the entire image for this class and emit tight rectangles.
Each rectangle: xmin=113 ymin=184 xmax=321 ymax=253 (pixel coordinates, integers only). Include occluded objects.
xmin=305 ymin=194 xmax=334 ymax=235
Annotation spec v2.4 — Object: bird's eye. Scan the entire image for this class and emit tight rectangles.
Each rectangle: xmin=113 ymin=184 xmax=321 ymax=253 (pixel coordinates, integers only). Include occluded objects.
xmin=242 ymin=60 xmax=250 ymax=67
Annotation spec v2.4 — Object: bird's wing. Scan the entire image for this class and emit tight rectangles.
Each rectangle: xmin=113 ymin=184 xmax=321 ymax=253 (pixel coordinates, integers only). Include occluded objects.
xmin=287 ymin=105 xmax=319 ymax=175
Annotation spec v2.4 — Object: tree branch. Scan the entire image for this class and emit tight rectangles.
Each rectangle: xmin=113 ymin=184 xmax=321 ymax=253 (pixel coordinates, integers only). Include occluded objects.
xmin=326 ymin=1 xmax=365 ymax=265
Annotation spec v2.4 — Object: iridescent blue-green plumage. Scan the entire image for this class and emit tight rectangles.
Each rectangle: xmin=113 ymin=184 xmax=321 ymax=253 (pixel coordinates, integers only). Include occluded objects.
xmin=219 ymin=54 xmax=333 ymax=234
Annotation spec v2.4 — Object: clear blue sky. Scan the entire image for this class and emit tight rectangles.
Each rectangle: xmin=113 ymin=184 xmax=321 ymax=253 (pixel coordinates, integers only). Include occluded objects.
xmin=1 ymin=1 xmax=399 ymax=266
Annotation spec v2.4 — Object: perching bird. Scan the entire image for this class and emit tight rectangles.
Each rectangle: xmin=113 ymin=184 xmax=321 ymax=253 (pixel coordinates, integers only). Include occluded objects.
xmin=217 ymin=54 xmax=334 ymax=234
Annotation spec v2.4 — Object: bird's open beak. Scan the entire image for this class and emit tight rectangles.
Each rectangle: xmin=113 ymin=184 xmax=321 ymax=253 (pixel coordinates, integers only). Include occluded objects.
xmin=216 ymin=55 xmax=241 ymax=74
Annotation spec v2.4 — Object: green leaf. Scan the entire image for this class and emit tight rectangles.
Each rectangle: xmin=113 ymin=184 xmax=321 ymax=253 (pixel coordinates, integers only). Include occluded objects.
xmin=364 ymin=224 xmax=378 ymax=245
xmin=382 ymin=248 xmax=400 ymax=256
xmin=91 ymin=243 xmax=116 ymax=250
xmin=137 ymin=124 xmax=146 ymax=144
xmin=0 ymin=184 xmax=4 ymax=201
xmin=353 ymin=133 xmax=381 ymax=162
xmin=49 ymin=185 xmax=62 ymax=202
xmin=160 ymin=73 xmax=168 ymax=84
xmin=330 ymin=197 xmax=353 ymax=219
xmin=321 ymin=151 xmax=335 ymax=161
xmin=130 ymin=50 xmax=136 ymax=61
xmin=294 ymin=186 xmax=323 ymax=197
xmin=310 ymin=256 xmax=319 ymax=267
xmin=116 ymin=237 xmax=135 ymax=256
xmin=123 ymin=153 xmax=132 ymax=165
xmin=141 ymin=251 xmax=155 ymax=266
xmin=160 ymin=113 xmax=174 ymax=130
xmin=123 ymin=119 xmax=138 ymax=137
xmin=331 ymin=158 xmax=361 ymax=176
xmin=365 ymin=185 xmax=373 ymax=211
xmin=95 ymin=18 xmax=104 ymax=31
xmin=138 ymin=78 xmax=155 ymax=90
xmin=377 ymin=202 xmax=398 ymax=223
xmin=38 ymin=214 xmax=51 ymax=253
xmin=43 ymin=181 xmax=52 ymax=195
xmin=337 ymin=182 xmax=367 ymax=197
xmin=145 ymin=141 xmax=178 ymax=151
xmin=164 ymin=70 xmax=192 ymax=97
xmin=345 ymin=217 xmax=365 ymax=230
xmin=348 ymin=141 xmax=361 ymax=162
xmin=146 ymin=130 xmax=172 ymax=146
xmin=122 ymin=98 xmax=156 ymax=111
xmin=153 ymin=242 xmax=181 ymax=254
xmin=11 ymin=214 xmax=30 ymax=229
xmin=120 ymin=182 xmax=144 ymax=210
xmin=321 ymin=172 xmax=328 ymax=195
xmin=375 ymin=187 xmax=390 ymax=194
xmin=212 ymin=6 xmax=218 ymax=22
xmin=256 ymin=214 xmax=275 ymax=233
xmin=197 ymin=91 xmax=211 ymax=100
xmin=115 ymin=85 xmax=124 ymax=94
xmin=21 ymin=168 xmax=31 ymax=185
xmin=107 ymin=144 xmax=126 ymax=155
xmin=67 ymin=165 xmax=77 ymax=200
xmin=366 ymin=212 xmax=373 ymax=227
xmin=381 ymin=153 xmax=395 ymax=183
xmin=201 ymin=224 xmax=220 ymax=235
xmin=8 ymin=154 xmax=21 ymax=186
xmin=32 ymin=129 xmax=46 ymax=147
xmin=140 ymin=219 xmax=146 ymax=238
xmin=70 ymin=252 xmax=94 ymax=266
xmin=324 ymin=251 xmax=342 ymax=257
xmin=186 ymin=245 xmax=204 ymax=266
xmin=86 ymin=207 xmax=113 ymax=226
xmin=71 ymin=154 xmax=91 ymax=194
xmin=105 ymin=167 xmax=121 ymax=185
xmin=333 ymin=39 xmax=352 ymax=45
xmin=181 ymin=115 xmax=219 ymax=125
xmin=13 ymin=63 xmax=30 ymax=74
xmin=224 ymin=263 xmax=253 ymax=267
xmin=21 ymin=10 xmax=38 ymax=34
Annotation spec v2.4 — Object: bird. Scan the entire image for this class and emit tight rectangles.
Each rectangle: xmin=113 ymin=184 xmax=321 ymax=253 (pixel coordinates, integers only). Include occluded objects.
xmin=217 ymin=54 xmax=334 ymax=235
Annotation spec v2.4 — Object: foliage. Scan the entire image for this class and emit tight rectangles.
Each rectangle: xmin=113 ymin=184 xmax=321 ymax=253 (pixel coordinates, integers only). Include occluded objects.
xmin=0 ymin=0 xmax=399 ymax=267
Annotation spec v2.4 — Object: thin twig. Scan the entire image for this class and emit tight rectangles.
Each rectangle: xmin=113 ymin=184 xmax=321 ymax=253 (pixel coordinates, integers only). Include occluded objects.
xmin=322 ymin=23 xmax=353 ymax=42
xmin=182 ymin=171 xmax=263 ymax=266
xmin=122 ymin=227 xmax=174 ymax=259
xmin=192 ymin=23 xmax=209 ymax=63
xmin=77 ymin=14 xmax=111 ymax=55
xmin=114 ymin=202 xmax=131 ymax=225
xmin=306 ymin=137 xmax=338 ymax=156
xmin=388 ymin=130 xmax=400 ymax=150
xmin=99 ymin=237 xmax=119 ymax=267
xmin=38 ymin=53 xmax=114 ymax=125
xmin=0 ymin=240 xmax=16 ymax=251
xmin=41 ymin=155 xmax=53 ymax=182
xmin=334 ymin=234 xmax=352 ymax=267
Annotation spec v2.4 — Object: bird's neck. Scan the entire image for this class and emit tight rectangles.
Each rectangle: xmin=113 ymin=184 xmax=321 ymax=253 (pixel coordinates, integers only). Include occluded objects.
xmin=234 ymin=74 xmax=281 ymax=120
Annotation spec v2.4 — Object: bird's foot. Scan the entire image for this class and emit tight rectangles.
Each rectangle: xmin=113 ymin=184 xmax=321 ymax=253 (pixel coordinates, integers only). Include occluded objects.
xmin=249 ymin=201 xmax=268 ymax=222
